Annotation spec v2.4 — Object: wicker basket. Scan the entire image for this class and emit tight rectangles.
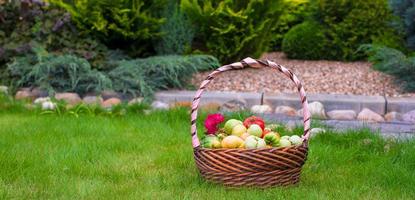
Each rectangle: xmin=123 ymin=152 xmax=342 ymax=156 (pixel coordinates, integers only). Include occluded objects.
xmin=190 ymin=57 xmax=312 ymax=188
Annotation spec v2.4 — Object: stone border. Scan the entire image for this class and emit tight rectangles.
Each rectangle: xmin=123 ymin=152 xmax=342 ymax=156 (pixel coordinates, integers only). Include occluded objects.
xmin=155 ymin=90 xmax=415 ymax=115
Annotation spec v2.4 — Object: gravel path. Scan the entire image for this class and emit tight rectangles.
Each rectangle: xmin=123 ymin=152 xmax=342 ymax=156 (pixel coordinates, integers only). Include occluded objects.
xmin=191 ymin=52 xmax=415 ymax=97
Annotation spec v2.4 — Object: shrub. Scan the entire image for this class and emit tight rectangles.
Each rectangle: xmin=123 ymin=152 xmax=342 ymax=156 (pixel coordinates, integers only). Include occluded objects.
xmin=360 ymin=45 xmax=415 ymax=91
xmin=181 ymin=0 xmax=283 ymax=63
xmin=270 ymin=0 xmax=309 ymax=50
xmin=389 ymin=0 xmax=415 ymax=50
xmin=282 ymin=21 xmax=326 ymax=60
xmin=7 ymin=48 xmax=112 ymax=95
xmin=282 ymin=0 xmax=402 ymax=60
xmin=50 ymin=0 xmax=166 ymax=57
xmin=108 ymin=55 xmax=220 ymax=98
xmin=0 ymin=0 xmax=109 ymax=71
xmin=155 ymin=1 xmax=194 ymax=55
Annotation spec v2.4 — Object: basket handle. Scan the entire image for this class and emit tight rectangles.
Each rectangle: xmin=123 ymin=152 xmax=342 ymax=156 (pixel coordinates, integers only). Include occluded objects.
xmin=190 ymin=57 xmax=311 ymax=148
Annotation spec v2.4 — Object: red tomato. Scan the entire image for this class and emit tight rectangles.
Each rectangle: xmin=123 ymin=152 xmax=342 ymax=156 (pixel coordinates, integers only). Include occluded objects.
xmin=243 ymin=116 xmax=265 ymax=130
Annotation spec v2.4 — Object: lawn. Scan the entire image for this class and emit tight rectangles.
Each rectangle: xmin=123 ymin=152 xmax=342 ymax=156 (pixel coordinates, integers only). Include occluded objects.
xmin=0 ymin=108 xmax=414 ymax=199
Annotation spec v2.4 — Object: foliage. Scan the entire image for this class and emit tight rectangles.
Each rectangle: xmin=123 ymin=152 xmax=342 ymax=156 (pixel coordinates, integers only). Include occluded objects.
xmin=7 ymin=48 xmax=112 ymax=95
xmin=360 ymin=45 xmax=415 ymax=92
xmin=270 ymin=0 xmax=309 ymax=50
xmin=0 ymin=0 xmax=109 ymax=71
xmin=181 ymin=0 xmax=283 ymax=63
xmin=108 ymin=55 xmax=220 ymax=98
xmin=155 ymin=1 xmax=194 ymax=55
xmin=282 ymin=0 xmax=402 ymax=60
xmin=50 ymin=0 xmax=166 ymax=57
xmin=389 ymin=0 xmax=415 ymax=50
xmin=282 ymin=21 xmax=326 ymax=60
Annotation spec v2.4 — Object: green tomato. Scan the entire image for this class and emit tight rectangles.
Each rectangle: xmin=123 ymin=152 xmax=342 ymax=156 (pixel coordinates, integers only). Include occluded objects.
xmin=264 ymin=132 xmax=280 ymax=147
xmin=247 ymin=124 xmax=262 ymax=137
xmin=289 ymin=135 xmax=303 ymax=145
xmin=224 ymin=119 xmax=243 ymax=134
xmin=245 ymin=136 xmax=267 ymax=149
xmin=279 ymin=139 xmax=292 ymax=147
xmin=201 ymin=135 xmax=221 ymax=148
xmin=232 ymin=124 xmax=247 ymax=137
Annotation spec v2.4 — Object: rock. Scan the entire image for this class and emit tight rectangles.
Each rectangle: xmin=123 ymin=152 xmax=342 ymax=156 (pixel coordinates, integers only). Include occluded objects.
xmin=55 ymin=92 xmax=82 ymax=105
xmin=402 ymin=110 xmax=415 ymax=123
xmin=128 ymin=97 xmax=144 ymax=105
xmin=200 ymin=102 xmax=221 ymax=112
xmin=326 ymin=110 xmax=357 ymax=120
xmin=310 ymin=128 xmax=326 ymax=136
xmin=102 ymin=97 xmax=122 ymax=108
xmin=15 ymin=89 xmax=34 ymax=100
xmin=101 ymin=90 xmax=121 ymax=100
xmin=0 ymin=85 xmax=8 ymax=94
xmin=250 ymin=104 xmax=272 ymax=114
xmin=220 ymin=99 xmax=247 ymax=112
xmin=41 ymin=101 xmax=56 ymax=110
xmin=384 ymin=112 xmax=402 ymax=122
xmin=275 ymin=106 xmax=297 ymax=116
xmin=83 ymin=96 xmax=103 ymax=105
xmin=357 ymin=108 xmax=385 ymax=122
xmin=172 ymin=101 xmax=192 ymax=108
xmin=151 ymin=101 xmax=169 ymax=109
xmin=30 ymin=87 xmax=48 ymax=98
xmin=34 ymin=97 xmax=51 ymax=104
xmin=297 ymin=101 xmax=326 ymax=119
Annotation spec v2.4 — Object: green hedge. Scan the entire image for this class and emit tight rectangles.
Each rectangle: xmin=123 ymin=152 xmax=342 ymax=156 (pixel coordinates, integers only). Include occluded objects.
xmin=50 ymin=0 xmax=166 ymax=57
xmin=270 ymin=0 xmax=309 ymax=50
xmin=282 ymin=0 xmax=403 ymax=61
xmin=181 ymin=0 xmax=283 ymax=63
xmin=282 ymin=21 xmax=326 ymax=60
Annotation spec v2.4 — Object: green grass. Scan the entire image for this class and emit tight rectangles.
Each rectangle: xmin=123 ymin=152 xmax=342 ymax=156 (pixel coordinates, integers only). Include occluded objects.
xmin=0 ymin=109 xmax=414 ymax=199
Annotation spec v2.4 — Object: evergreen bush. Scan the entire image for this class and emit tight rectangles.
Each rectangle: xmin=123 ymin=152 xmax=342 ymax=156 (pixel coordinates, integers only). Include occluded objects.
xmin=360 ymin=45 xmax=415 ymax=92
xmin=0 ymin=0 xmax=109 ymax=71
xmin=181 ymin=0 xmax=283 ymax=63
xmin=7 ymin=48 xmax=111 ymax=95
xmin=108 ymin=55 xmax=219 ymax=97
xmin=155 ymin=1 xmax=194 ymax=55
xmin=282 ymin=21 xmax=326 ymax=60
xmin=270 ymin=0 xmax=309 ymax=50
xmin=50 ymin=0 xmax=166 ymax=57
xmin=389 ymin=0 xmax=415 ymax=50
xmin=282 ymin=0 xmax=402 ymax=60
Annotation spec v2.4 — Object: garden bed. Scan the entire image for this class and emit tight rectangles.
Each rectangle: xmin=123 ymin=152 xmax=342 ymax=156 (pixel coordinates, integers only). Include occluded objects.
xmin=191 ymin=52 xmax=415 ymax=97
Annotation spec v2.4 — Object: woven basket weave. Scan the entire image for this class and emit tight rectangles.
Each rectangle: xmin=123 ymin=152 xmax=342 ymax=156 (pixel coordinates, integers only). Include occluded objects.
xmin=190 ymin=58 xmax=312 ymax=187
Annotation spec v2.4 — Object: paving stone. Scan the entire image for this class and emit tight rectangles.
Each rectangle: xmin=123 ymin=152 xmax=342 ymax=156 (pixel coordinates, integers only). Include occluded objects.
xmin=55 ymin=92 xmax=82 ymax=105
xmin=155 ymin=91 xmax=261 ymax=107
xmin=357 ymin=108 xmax=385 ymax=122
xmin=275 ymin=106 xmax=297 ymax=116
xmin=384 ymin=112 xmax=402 ymax=122
xmin=327 ymin=110 xmax=357 ymax=120
xmin=83 ymin=96 xmax=104 ymax=105
xmin=102 ymin=98 xmax=122 ymax=108
xmin=220 ymin=99 xmax=247 ymax=112
xmin=251 ymin=104 xmax=272 ymax=114
xmin=386 ymin=97 xmax=415 ymax=113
